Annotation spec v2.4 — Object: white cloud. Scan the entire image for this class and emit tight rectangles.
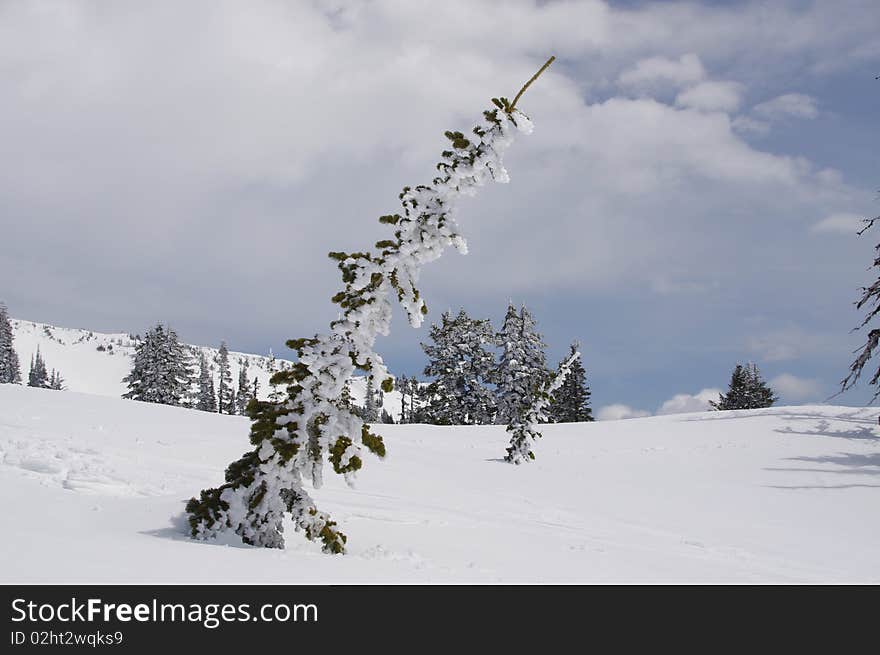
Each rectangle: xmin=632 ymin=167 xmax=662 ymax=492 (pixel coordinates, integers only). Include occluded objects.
xmin=0 ymin=0 xmax=875 ymax=363
xmin=597 ymin=404 xmax=651 ymax=421
xmin=753 ymin=93 xmax=819 ymax=120
xmin=617 ymin=53 xmax=705 ymax=91
xmin=770 ymin=373 xmax=823 ymax=401
xmin=649 ymin=277 xmax=718 ymax=295
xmin=731 ymin=115 xmax=770 ymax=135
xmin=746 ymin=326 xmax=835 ymax=362
xmin=810 ymin=212 xmax=867 ymax=235
xmin=656 ymin=388 xmax=721 ymax=415
xmin=675 ymin=81 xmax=743 ymax=113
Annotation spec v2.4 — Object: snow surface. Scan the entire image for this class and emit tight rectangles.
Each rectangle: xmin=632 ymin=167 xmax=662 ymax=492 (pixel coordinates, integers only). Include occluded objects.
xmin=1 ymin=384 xmax=878 ymax=583
xmin=8 ymin=318 xmax=402 ymax=418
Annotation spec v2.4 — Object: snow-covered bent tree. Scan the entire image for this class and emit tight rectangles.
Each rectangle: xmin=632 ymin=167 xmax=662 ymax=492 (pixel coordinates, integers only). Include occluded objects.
xmin=186 ymin=58 xmax=556 ymax=552
xmin=505 ymin=349 xmax=580 ymax=465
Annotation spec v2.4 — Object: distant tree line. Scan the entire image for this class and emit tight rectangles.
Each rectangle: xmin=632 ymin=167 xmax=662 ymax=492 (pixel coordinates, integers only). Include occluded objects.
xmin=396 ymin=304 xmax=593 ymax=426
xmin=4 ymin=303 xmax=786 ymax=417
xmin=1 ymin=303 xmax=65 ymax=390
xmin=122 ymin=324 xmax=259 ymax=415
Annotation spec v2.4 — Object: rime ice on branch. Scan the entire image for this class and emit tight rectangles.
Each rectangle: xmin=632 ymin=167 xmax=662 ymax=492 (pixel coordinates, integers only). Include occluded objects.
xmin=186 ymin=58 xmax=555 ymax=553
xmin=504 ymin=349 xmax=580 ymax=465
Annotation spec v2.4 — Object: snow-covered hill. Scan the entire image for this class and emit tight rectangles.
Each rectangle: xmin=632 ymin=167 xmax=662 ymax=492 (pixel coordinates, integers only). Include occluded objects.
xmin=0 ymin=384 xmax=877 ymax=583
xmin=8 ymin=318 xmax=402 ymax=418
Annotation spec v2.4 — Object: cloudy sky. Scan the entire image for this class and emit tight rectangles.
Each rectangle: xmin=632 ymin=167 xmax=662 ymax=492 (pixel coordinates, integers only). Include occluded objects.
xmin=2 ymin=0 xmax=879 ymax=416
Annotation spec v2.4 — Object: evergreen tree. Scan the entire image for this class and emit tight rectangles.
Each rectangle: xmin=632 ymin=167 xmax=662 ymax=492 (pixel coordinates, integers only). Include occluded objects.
xmin=27 ymin=347 xmax=49 ymax=388
xmin=421 ymin=309 xmax=496 ymax=425
xmin=406 ymin=376 xmax=427 ymax=423
xmin=549 ymin=341 xmax=593 ymax=422
xmin=398 ymin=374 xmax=424 ymax=424
xmin=395 ymin=374 xmax=409 ymax=423
xmin=186 ymin=62 xmax=552 ymax=552
xmin=505 ymin=349 xmax=580 ymax=464
xmin=710 ymin=364 xmax=749 ymax=410
xmin=236 ymin=360 xmax=251 ymax=415
xmin=49 ymin=369 xmax=65 ymax=390
xmin=0 ymin=303 xmax=21 ymax=384
xmin=380 ymin=409 xmax=394 ymax=424
xmin=216 ymin=342 xmax=234 ymax=414
xmin=195 ymin=352 xmax=217 ymax=412
xmin=743 ymin=362 xmax=777 ymax=408
xmin=340 ymin=379 xmax=353 ymax=411
xmin=711 ymin=362 xmax=777 ymax=410
xmin=252 ymin=376 xmax=260 ymax=400
xmin=122 ymin=323 xmax=193 ymax=406
xmin=363 ymin=375 xmax=380 ymax=422
xmin=495 ymin=303 xmax=548 ymax=424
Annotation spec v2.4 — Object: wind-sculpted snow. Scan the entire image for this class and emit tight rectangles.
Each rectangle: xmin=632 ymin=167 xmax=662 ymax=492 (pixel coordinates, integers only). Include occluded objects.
xmin=2 ymin=385 xmax=879 ymax=582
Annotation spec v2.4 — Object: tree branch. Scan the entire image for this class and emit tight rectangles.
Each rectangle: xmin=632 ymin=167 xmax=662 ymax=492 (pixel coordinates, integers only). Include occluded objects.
xmin=509 ymin=55 xmax=556 ymax=113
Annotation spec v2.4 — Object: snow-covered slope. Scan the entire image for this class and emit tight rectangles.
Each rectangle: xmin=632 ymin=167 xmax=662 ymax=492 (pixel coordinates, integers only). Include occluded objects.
xmin=0 ymin=384 xmax=877 ymax=583
xmin=9 ymin=318 xmax=401 ymax=417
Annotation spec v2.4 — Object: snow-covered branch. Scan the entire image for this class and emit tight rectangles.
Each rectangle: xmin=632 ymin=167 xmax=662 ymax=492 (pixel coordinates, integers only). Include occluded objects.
xmin=187 ymin=68 xmax=551 ymax=551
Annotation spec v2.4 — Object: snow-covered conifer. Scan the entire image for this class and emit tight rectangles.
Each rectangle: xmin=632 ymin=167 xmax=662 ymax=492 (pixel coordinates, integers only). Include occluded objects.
xmin=0 ymin=303 xmax=21 ymax=384
xmin=549 ymin=342 xmax=593 ymax=422
xmin=421 ymin=309 xmax=497 ymax=424
xmin=339 ymin=379 xmax=353 ymax=411
xmin=196 ymin=352 xmax=217 ymax=412
xmin=505 ymin=349 xmax=580 ymax=464
xmin=396 ymin=375 xmax=412 ymax=423
xmin=236 ymin=360 xmax=251 ymax=415
xmin=28 ymin=347 xmax=49 ymax=388
xmin=711 ymin=362 xmax=776 ymax=410
xmin=743 ymin=363 xmax=777 ymax=408
xmin=49 ymin=369 xmax=65 ymax=391
xmin=186 ymin=59 xmax=552 ymax=552
xmin=495 ymin=304 xmax=548 ymax=424
xmin=363 ymin=375 xmax=380 ymax=422
xmin=710 ymin=364 xmax=748 ymax=410
xmin=122 ymin=324 xmax=193 ymax=406
xmin=216 ymin=342 xmax=234 ymax=414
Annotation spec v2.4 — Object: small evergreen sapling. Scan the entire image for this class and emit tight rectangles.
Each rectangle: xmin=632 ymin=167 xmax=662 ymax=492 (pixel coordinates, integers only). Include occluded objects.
xmin=505 ymin=348 xmax=580 ymax=464
xmin=186 ymin=57 xmax=554 ymax=552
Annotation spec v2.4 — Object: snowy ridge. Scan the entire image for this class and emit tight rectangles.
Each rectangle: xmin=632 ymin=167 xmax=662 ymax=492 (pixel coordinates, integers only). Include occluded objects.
xmin=0 ymin=384 xmax=878 ymax=582
xmin=8 ymin=318 xmax=402 ymax=417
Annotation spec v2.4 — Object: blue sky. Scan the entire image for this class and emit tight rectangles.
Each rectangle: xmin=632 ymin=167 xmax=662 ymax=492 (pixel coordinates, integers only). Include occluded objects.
xmin=1 ymin=0 xmax=879 ymax=416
